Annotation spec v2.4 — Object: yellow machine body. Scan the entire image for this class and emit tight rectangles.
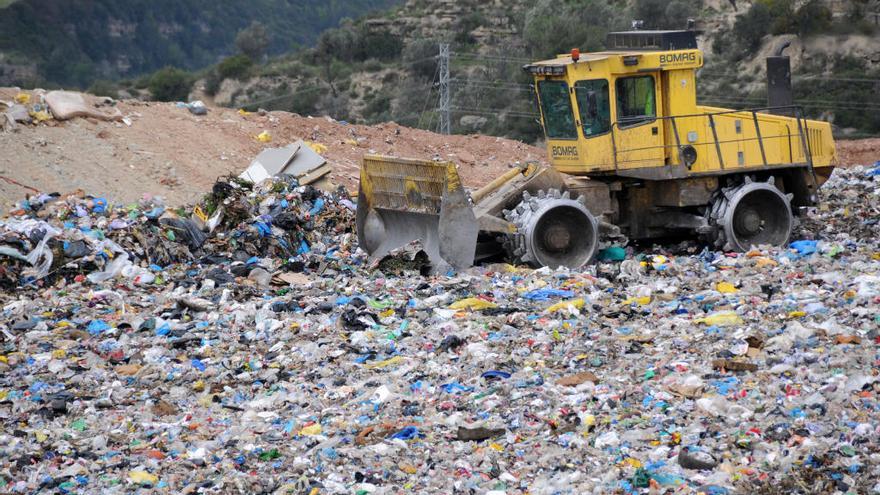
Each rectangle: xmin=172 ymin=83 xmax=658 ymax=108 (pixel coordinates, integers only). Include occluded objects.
xmin=527 ymin=46 xmax=837 ymax=181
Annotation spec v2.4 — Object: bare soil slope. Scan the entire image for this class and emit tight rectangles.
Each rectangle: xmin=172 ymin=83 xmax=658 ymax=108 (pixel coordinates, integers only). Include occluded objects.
xmin=0 ymin=88 xmax=546 ymax=208
xmin=0 ymin=88 xmax=876 ymax=210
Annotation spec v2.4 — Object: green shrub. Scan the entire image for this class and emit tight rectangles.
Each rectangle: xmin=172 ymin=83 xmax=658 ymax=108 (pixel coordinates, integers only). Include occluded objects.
xmin=148 ymin=66 xmax=192 ymax=102
xmin=793 ymin=0 xmax=832 ymax=36
xmin=87 ymin=79 xmax=119 ymax=99
xmin=454 ymin=12 xmax=486 ymax=45
xmin=633 ymin=0 xmax=702 ymax=30
xmin=217 ymin=54 xmax=253 ymax=80
xmin=523 ymin=0 xmax=625 ymax=57
xmin=733 ymin=2 xmax=773 ymax=53
xmin=402 ymin=38 xmax=439 ymax=80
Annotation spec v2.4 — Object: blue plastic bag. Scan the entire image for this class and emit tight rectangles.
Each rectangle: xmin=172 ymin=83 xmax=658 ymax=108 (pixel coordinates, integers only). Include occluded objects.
xmin=87 ymin=320 xmax=111 ymax=335
xmin=388 ymin=425 xmax=424 ymax=440
xmin=440 ymin=382 xmax=474 ymax=394
xmin=790 ymin=240 xmax=817 ymax=256
xmin=523 ymin=288 xmax=574 ymax=301
xmin=481 ymin=370 xmax=512 ymax=380
xmin=309 ymin=198 xmax=325 ymax=216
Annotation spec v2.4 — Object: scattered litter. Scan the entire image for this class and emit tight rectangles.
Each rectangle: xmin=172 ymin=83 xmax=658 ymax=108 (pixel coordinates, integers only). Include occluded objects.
xmin=0 ymin=165 xmax=878 ymax=493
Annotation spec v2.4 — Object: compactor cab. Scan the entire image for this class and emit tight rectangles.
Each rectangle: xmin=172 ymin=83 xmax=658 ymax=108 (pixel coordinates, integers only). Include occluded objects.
xmin=356 ymin=30 xmax=838 ymax=271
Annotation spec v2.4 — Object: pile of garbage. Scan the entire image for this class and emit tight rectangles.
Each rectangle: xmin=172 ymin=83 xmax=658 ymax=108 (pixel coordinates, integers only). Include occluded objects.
xmin=0 ymin=176 xmax=357 ymax=290
xmin=0 ymin=165 xmax=878 ymax=494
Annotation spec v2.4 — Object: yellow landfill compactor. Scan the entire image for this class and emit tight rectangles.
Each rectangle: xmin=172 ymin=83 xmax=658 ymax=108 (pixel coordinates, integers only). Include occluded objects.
xmin=356 ymin=30 xmax=837 ymax=271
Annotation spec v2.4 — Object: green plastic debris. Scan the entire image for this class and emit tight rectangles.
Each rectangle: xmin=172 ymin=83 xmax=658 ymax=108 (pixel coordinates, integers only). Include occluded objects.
xmin=632 ymin=468 xmax=651 ymax=488
xmin=259 ymin=448 xmax=281 ymax=460
xmin=598 ymin=246 xmax=626 ymax=262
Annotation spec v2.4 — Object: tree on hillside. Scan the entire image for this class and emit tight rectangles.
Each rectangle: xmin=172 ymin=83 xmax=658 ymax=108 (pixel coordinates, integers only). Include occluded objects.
xmin=148 ymin=67 xmax=192 ymax=102
xmin=523 ymin=0 xmax=625 ymax=57
xmin=236 ymin=21 xmax=270 ymax=60
xmin=632 ymin=0 xmax=702 ymax=30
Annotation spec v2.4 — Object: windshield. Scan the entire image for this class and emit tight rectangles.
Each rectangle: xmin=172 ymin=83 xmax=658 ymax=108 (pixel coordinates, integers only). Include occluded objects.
xmin=575 ymin=79 xmax=611 ymax=137
xmin=537 ymin=80 xmax=576 ymax=139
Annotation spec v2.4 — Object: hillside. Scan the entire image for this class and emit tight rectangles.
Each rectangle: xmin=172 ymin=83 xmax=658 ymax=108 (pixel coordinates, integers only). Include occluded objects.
xmin=0 ymin=0 xmax=403 ymax=88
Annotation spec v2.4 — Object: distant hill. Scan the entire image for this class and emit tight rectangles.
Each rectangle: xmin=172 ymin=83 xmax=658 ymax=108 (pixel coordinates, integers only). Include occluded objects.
xmin=0 ymin=0 xmax=403 ymax=87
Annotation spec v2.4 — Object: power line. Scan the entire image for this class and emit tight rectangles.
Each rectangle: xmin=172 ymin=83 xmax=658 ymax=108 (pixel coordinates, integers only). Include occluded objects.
xmin=416 ymin=62 xmax=441 ymax=129
xmin=449 ymin=106 xmax=539 ymax=118
xmin=438 ymin=42 xmax=451 ymax=135
xmin=239 ymin=85 xmax=327 ymax=109
xmin=699 ymin=95 xmax=880 ymax=110
xmin=452 ymin=53 xmax=534 ymax=64
xmin=698 ymin=70 xmax=880 ymax=84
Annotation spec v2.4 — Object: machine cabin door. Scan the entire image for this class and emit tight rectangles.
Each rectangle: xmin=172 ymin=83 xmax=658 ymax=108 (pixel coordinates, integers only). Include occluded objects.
xmin=573 ymin=79 xmax=615 ymax=171
xmin=612 ymin=73 xmax=665 ymax=170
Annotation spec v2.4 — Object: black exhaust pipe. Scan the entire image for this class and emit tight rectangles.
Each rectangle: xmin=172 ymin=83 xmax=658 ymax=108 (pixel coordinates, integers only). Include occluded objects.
xmin=767 ymin=41 xmax=792 ymax=115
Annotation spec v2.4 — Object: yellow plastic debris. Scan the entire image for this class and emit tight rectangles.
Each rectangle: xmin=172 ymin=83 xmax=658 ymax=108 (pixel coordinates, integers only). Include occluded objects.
xmin=29 ymin=110 xmax=52 ymax=123
xmin=695 ymin=311 xmax=743 ymax=326
xmin=193 ymin=205 xmax=208 ymax=223
xmin=364 ymin=355 xmax=404 ymax=369
xmin=238 ymin=108 xmax=252 ymax=116
xmin=583 ymin=414 xmax=596 ymax=427
xmin=0 ymin=355 xmax=7 ymax=364
xmin=622 ymin=296 xmax=651 ymax=305
xmin=300 ymin=424 xmax=322 ymax=436
xmin=716 ymin=282 xmax=739 ymax=293
xmin=546 ymin=298 xmax=585 ymax=313
xmin=256 ymin=131 xmax=272 ymax=143
xmin=489 ymin=442 xmax=504 ymax=452
xmin=35 ymin=431 xmax=47 ymax=442
xmin=304 ymin=141 xmax=328 ymax=154
xmin=128 ymin=470 xmax=158 ymax=485
xmin=755 ymin=257 xmax=778 ymax=268
xmin=14 ymin=93 xmax=30 ymax=104
xmin=788 ymin=310 xmax=806 ymax=318
xmin=449 ymin=297 xmax=498 ymax=311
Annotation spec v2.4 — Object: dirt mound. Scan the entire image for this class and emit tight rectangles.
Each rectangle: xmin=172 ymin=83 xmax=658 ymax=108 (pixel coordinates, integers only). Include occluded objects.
xmin=837 ymin=138 xmax=880 ymax=168
xmin=0 ymin=88 xmax=545 ymax=209
xmin=0 ymin=88 xmax=876 ymax=210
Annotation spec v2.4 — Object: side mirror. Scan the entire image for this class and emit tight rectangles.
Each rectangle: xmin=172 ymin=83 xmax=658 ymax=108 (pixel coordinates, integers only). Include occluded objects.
xmin=586 ymin=91 xmax=598 ymax=120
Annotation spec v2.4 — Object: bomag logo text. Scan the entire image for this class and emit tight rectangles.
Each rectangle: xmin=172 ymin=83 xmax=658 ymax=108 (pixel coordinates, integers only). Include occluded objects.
xmin=659 ymin=52 xmax=696 ymax=64
xmin=552 ymin=145 xmax=579 ymax=160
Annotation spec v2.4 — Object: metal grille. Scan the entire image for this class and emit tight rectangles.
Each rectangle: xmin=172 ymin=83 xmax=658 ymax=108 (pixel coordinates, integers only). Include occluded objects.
xmin=361 ymin=156 xmax=449 ymax=215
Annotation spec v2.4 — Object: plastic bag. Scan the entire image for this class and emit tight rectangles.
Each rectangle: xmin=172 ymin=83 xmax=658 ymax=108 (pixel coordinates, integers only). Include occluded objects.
xmin=87 ymin=253 xmax=132 ymax=283
xmin=25 ymin=232 xmax=55 ymax=279
xmin=449 ymin=297 xmax=498 ymax=311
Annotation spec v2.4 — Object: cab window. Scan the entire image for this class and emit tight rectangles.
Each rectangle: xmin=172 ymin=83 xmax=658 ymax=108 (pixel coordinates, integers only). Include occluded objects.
xmin=574 ymin=79 xmax=610 ymax=137
xmin=616 ymin=75 xmax=655 ymax=127
xmin=537 ymin=80 xmax=577 ymax=140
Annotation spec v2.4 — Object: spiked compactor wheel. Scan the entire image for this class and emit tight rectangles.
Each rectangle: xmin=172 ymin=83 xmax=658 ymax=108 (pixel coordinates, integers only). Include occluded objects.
xmin=707 ymin=177 xmax=794 ymax=252
xmin=503 ymin=189 xmax=599 ymax=269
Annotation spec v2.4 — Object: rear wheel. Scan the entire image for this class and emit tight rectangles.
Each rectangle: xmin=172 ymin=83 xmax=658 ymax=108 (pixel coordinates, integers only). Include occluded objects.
xmin=707 ymin=178 xmax=793 ymax=252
